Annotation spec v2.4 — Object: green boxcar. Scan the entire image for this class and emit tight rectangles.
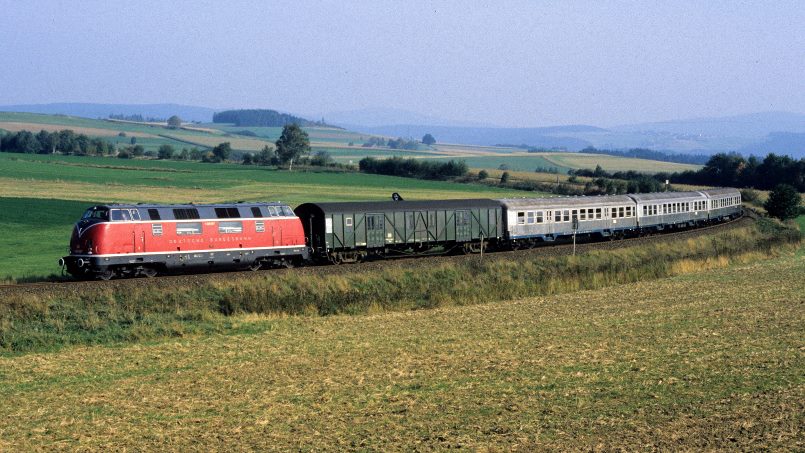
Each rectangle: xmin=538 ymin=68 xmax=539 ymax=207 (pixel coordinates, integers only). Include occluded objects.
xmin=294 ymin=199 xmax=503 ymax=262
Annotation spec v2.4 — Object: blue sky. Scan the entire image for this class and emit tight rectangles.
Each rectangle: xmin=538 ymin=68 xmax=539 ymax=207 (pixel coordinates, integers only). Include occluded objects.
xmin=1 ymin=0 xmax=803 ymax=126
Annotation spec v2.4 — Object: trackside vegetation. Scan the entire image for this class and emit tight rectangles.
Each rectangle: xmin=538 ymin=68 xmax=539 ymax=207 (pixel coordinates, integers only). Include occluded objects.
xmin=0 ymin=218 xmax=799 ymax=354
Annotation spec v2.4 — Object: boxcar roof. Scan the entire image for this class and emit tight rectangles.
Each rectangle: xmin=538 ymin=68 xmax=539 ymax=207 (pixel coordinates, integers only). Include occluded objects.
xmin=295 ymin=199 xmax=501 ymax=214
xmin=498 ymin=195 xmax=633 ymax=209
xmin=627 ymin=191 xmax=706 ymax=202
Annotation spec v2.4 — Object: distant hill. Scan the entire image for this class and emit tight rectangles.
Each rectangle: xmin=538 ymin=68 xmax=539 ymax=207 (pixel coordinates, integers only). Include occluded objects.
xmin=612 ymin=111 xmax=805 ymax=139
xmin=212 ymin=109 xmax=329 ymax=127
xmin=0 ymin=103 xmax=217 ymax=123
xmin=324 ymin=107 xmax=495 ymax=128
xmin=738 ymin=132 xmax=805 ymax=158
xmin=345 ymin=124 xmax=601 ymax=150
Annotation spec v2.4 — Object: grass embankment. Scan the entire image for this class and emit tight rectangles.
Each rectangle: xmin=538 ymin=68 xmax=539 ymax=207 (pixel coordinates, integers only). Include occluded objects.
xmin=0 ymin=229 xmax=802 ymax=450
xmin=1 ymin=218 xmax=799 ymax=354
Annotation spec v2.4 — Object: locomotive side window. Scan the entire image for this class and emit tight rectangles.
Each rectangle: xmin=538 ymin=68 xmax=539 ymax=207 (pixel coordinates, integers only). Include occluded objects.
xmin=176 ymin=222 xmax=202 ymax=235
xmin=173 ymin=208 xmax=200 ymax=220
xmin=251 ymin=207 xmax=262 ymax=218
xmin=215 ymin=207 xmax=241 ymax=218
xmin=148 ymin=208 xmax=161 ymax=220
xmin=219 ymin=221 xmax=243 ymax=234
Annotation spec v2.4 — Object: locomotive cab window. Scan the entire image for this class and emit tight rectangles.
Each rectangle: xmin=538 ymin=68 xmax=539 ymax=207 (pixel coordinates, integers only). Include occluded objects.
xmin=130 ymin=210 xmax=141 ymax=221
xmin=110 ymin=209 xmax=131 ymax=221
xmin=147 ymin=208 xmax=161 ymax=220
xmin=251 ymin=207 xmax=262 ymax=217
xmin=281 ymin=206 xmax=294 ymax=216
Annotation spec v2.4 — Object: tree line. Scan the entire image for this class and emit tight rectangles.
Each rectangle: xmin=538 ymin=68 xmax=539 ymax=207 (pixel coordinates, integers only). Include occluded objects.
xmin=359 ymin=157 xmax=467 ymax=180
xmin=579 ymin=146 xmax=710 ymax=165
xmin=666 ymin=153 xmax=804 ymax=191
xmin=212 ymin=109 xmax=327 ymax=127
xmin=0 ymin=129 xmax=115 ymax=156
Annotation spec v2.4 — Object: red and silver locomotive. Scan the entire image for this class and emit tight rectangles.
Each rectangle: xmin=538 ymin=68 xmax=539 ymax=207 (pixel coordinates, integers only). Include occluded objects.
xmin=60 ymin=202 xmax=307 ymax=279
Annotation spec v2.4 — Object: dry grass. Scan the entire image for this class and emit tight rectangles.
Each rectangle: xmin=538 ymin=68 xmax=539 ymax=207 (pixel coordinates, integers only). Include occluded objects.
xmin=544 ymin=152 xmax=701 ymax=173
xmin=0 ymin=251 xmax=802 ymax=450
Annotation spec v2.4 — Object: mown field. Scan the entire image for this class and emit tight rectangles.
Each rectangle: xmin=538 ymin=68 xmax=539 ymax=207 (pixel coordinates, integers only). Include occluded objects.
xmin=0 ymin=152 xmax=532 ymax=281
xmin=0 ymin=235 xmax=801 ymax=450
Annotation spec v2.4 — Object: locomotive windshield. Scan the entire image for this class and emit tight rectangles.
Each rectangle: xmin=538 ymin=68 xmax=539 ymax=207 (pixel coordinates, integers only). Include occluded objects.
xmin=81 ymin=207 xmax=109 ymax=221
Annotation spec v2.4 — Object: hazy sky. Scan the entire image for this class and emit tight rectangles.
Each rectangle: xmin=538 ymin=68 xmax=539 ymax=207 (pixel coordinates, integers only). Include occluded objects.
xmin=1 ymin=0 xmax=803 ymax=126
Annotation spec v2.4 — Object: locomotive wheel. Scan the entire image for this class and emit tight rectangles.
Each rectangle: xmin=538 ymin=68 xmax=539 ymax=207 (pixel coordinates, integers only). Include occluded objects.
xmin=249 ymin=261 xmax=263 ymax=271
xmin=97 ymin=270 xmax=115 ymax=281
xmin=140 ymin=267 xmax=158 ymax=278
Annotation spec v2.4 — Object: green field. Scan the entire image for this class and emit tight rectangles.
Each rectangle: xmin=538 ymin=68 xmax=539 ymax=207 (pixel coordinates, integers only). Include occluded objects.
xmin=0 ymin=152 xmax=533 ymax=281
xmin=0 ymin=244 xmax=801 ymax=450
xmin=1 ymin=112 xmax=704 ymax=172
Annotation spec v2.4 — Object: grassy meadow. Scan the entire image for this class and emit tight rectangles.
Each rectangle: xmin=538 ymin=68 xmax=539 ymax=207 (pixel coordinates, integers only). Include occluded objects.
xmin=0 ymin=226 xmax=801 ymax=450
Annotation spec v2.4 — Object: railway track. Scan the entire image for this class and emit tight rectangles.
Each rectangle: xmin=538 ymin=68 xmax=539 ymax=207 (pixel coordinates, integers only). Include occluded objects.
xmin=0 ymin=214 xmax=755 ymax=299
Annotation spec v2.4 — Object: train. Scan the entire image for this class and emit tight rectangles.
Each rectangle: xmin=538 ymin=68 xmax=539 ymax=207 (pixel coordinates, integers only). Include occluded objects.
xmin=59 ymin=188 xmax=742 ymax=279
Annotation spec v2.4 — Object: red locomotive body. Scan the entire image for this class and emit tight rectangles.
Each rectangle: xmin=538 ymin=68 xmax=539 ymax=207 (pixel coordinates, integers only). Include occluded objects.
xmin=61 ymin=202 xmax=307 ymax=279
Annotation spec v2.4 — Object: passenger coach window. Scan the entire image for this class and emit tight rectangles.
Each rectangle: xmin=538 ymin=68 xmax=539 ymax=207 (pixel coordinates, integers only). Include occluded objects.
xmin=517 ymin=212 xmax=525 ymax=225
xmin=563 ymin=210 xmax=570 ymax=222
xmin=536 ymin=212 xmax=544 ymax=223
xmin=176 ymin=222 xmax=202 ymax=235
xmin=526 ymin=212 xmax=535 ymax=224
xmin=555 ymin=210 xmax=561 ymax=221
xmin=219 ymin=221 xmax=243 ymax=234
xmin=579 ymin=210 xmax=587 ymax=221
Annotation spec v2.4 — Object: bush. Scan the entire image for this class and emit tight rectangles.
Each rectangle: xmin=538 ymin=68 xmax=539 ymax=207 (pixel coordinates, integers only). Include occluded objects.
xmin=478 ymin=170 xmax=489 ymax=180
xmin=764 ymin=184 xmax=801 ymax=220
xmin=359 ymin=157 xmax=467 ymax=180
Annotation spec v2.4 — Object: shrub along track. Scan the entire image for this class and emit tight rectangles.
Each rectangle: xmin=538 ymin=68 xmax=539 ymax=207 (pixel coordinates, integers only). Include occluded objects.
xmin=0 ymin=214 xmax=755 ymax=300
